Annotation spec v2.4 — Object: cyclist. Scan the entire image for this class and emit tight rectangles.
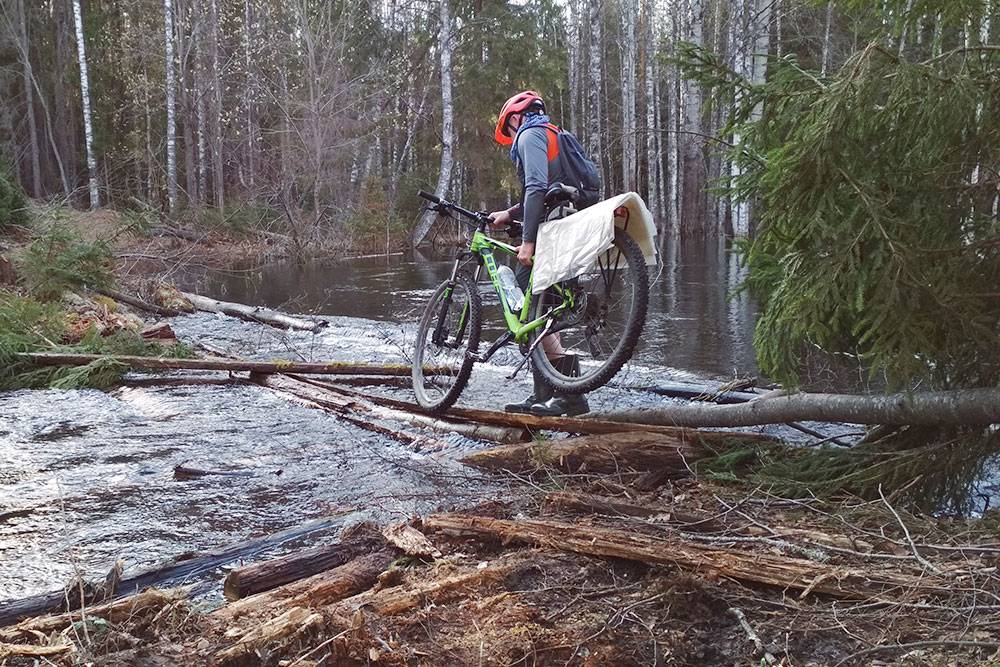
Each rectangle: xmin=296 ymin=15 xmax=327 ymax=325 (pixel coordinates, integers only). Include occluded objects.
xmin=487 ymin=90 xmax=590 ymax=417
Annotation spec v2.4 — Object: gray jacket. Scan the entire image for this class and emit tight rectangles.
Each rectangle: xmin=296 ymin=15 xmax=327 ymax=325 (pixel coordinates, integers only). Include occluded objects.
xmin=511 ymin=125 xmax=571 ymax=243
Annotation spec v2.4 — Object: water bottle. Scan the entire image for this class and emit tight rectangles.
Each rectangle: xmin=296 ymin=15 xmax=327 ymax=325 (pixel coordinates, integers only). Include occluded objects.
xmin=496 ymin=265 xmax=525 ymax=311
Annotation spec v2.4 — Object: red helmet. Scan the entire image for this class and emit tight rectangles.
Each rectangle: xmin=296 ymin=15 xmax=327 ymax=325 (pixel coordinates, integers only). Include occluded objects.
xmin=494 ymin=91 xmax=545 ymax=146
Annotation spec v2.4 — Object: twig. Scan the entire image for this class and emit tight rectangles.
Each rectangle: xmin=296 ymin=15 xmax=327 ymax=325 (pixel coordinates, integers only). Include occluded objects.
xmin=728 ymin=607 xmax=777 ymax=665
xmin=878 ymin=484 xmax=942 ymax=574
xmin=833 ymin=640 xmax=1000 ymax=667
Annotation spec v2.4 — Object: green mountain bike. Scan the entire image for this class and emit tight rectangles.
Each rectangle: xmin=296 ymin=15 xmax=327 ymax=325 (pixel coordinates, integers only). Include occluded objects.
xmin=412 ymin=189 xmax=649 ymax=413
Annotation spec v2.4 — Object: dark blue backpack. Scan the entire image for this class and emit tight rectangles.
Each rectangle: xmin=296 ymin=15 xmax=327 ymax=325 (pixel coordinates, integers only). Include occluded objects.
xmin=544 ymin=123 xmax=602 ymax=208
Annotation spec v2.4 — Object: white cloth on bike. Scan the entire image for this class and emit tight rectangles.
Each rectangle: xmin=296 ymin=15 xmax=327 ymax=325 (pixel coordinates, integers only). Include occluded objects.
xmin=531 ymin=192 xmax=658 ymax=294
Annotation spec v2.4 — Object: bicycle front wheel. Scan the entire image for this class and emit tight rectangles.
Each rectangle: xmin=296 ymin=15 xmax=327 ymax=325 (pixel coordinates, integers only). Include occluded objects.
xmin=528 ymin=228 xmax=649 ymax=394
xmin=412 ymin=273 xmax=482 ymax=413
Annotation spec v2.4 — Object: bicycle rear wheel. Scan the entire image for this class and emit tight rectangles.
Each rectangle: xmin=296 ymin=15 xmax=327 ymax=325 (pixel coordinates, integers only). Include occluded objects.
xmin=528 ymin=228 xmax=649 ymax=394
xmin=412 ymin=273 xmax=482 ymax=413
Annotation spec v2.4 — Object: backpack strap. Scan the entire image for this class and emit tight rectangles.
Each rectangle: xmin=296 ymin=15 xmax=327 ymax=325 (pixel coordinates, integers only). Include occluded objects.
xmin=543 ymin=123 xmax=561 ymax=162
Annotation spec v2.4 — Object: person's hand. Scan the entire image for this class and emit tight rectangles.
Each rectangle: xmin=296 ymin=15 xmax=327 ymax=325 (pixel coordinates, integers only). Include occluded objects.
xmin=488 ymin=209 xmax=511 ymax=228
xmin=516 ymin=241 xmax=535 ymax=267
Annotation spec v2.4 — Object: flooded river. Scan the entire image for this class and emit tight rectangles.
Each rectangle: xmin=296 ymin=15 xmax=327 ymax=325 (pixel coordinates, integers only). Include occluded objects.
xmin=0 ymin=238 xmax=801 ymax=605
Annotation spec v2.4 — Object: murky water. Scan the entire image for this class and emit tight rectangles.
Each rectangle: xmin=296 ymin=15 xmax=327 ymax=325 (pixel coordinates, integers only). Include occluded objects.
xmin=0 ymin=238 xmax=823 ymax=605
xmin=178 ymin=236 xmax=760 ymax=381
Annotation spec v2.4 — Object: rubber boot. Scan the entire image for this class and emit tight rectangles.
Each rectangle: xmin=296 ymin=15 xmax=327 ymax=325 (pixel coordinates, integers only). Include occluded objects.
xmin=504 ymin=366 xmax=553 ymax=413
xmin=529 ymin=356 xmax=590 ymax=417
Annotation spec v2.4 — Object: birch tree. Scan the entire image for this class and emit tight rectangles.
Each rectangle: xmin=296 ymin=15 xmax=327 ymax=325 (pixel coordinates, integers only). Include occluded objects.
xmin=619 ymin=0 xmax=638 ymax=192
xmin=680 ymin=0 xmax=706 ymax=233
xmin=587 ymin=0 xmax=605 ymax=191
xmin=72 ymin=0 xmax=99 ymax=209
xmin=412 ymin=0 xmax=455 ymax=246
xmin=164 ymin=0 xmax=178 ymax=213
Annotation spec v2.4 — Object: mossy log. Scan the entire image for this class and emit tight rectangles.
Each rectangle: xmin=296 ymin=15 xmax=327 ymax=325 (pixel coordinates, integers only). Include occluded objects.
xmin=181 ymin=291 xmax=327 ymax=332
xmin=460 ymin=431 xmax=710 ymax=475
xmin=17 ymin=352 xmax=438 ymax=377
xmin=93 ymin=287 xmax=181 ymax=317
xmin=590 ymin=388 xmax=1000 ymax=427
xmin=423 ymin=514 xmax=942 ymax=600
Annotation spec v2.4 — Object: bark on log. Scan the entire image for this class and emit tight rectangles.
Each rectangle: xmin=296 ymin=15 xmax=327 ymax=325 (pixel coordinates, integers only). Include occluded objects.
xmin=423 ymin=514 xmax=941 ymax=600
xmin=17 ymin=353 xmax=437 ymax=377
xmin=1 ymin=588 xmax=187 ymax=640
xmin=460 ymin=431 xmax=709 ymax=476
xmin=173 ymin=465 xmax=256 ymax=480
xmin=262 ymin=374 xmax=526 ymax=445
xmin=590 ymin=388 xmax=1000 ymax=427
xmin=0 ymin=642 xmax=72 ymax=658
xmin=254 ymin=374 xmax=454 ymax=451
xmin=216 ymin=561 xmax=517 ymax=666
xmin=544 ymin=491 xmax=723 ymax=531
xmin=93 ymin=287 xmax=181 ymax=317
xmin=217 ymin=551 xmax=393 ymax=621
xmin=292 ymin=375 xmax=774 ymax=445
xmin=0 ymin=513 xmax=351 ymax=627
xmin=181 ymin=291 xmax=327 ymax=332
xmin=223 ymin=525 xmax=387 ymax=601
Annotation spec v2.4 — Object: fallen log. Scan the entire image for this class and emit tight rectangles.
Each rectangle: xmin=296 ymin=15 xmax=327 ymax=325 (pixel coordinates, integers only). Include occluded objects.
xmin=261 ymin=374 xmax=525 ymax=445
xmin=0 ymin=512 xmax=352 ymax=627
xmin=1 ymin=588 xmax=187 ymax=641
xmin=292 ymin=375 xmax=774 ymax=445
xmin=460 ymin=431 xmax=709 ymax=476
xmin=544 ymin=491 xmax=723 ymax=531
xmin=173 ymin=465 xmax=257 ymax=480
xmin=254 ymin=374 xmax=455 ymax=451
xmin=223 ymin=524 xmax=387 ymax=600
xmin=93 ymin=287 xmax=181 ymax=317
xmin=181 ymin=291 xmax=327 ymax=333
xmin=423 ymin=514 xmax=942 ymax=600
xmin=217 ymin=551 xmax=393 ymax=621
xmin=17 ymin=352 xmax=441 ymax=377
xmin=215 ymin=559 xmax=518 ymax=666
xmin=589 ymin=387 xmax=1000 ymax=427
xmin=0 ymin=642 xmax=72 ymax=658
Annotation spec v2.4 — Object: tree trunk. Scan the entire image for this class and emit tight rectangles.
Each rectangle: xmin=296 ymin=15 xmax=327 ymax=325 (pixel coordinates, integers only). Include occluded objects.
xmin=71 ymin=0 xmax=99 ymax=209
xmin=411 ymin=0 xmax=455 ymax=246
xmin=223 ymin=525 xmax=388 ymax=600
xmin=209 ymin=0 xmax=224 ymax=211
xmin=423 ymin=514 xmax=941 ymax=599
xmin=17 ymin=353 xmax=436 ymax=377
xmin=644 ymin=0 xmax=660 ymax=222
xmin=180 ymin=291 xmax=328 ymax=332
xmin=164 ymin=0 xmax=178 ymax=213
xmin=16 ymin=0 xmax=41 ymax=197
xmin=587 ymin=0 xmax=604 ymax=177
xmin=681 ymin=0 xmax=706 ymax=234
xmin=460 ymin=430 xmax=709 ymax=475
xmin=821 ymin=0 xmax=835 ymax=76
xmin=619 ymin=0 xmax=637 ymax=192
xmin=589 ymin=387 xmax=1000 ymax=427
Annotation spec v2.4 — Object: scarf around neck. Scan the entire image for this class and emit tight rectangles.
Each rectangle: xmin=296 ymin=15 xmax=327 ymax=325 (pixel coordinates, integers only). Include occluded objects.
xmin=509 ymin=113 xmax=551 ymax=163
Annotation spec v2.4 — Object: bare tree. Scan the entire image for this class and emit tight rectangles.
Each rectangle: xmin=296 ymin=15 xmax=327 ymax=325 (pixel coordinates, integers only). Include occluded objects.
xmin=15 ymin=0 xmax=40 ymax=197
xmin=619 ymin=0 xmax=637 ymax=191
xmin=164 ymin=0 xmax=178 ymax=213
xmin=412 ymin=0 xmax=455 ymax=246
xmin=72 ymin=0 xmax=99 ymax=208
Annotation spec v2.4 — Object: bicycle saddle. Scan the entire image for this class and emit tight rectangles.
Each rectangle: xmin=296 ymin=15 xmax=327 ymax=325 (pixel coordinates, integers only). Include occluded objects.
xmin=544 ymin=182 xmax=579 ymax=207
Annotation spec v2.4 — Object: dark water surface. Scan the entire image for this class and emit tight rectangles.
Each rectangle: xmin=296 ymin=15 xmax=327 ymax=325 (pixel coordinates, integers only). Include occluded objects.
xmin=179 ymin=237 xmax=760 ymax=381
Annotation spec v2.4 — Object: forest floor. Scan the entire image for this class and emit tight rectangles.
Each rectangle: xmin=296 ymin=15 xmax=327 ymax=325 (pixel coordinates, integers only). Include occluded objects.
xmin=3 ymin=459 xmax=1000 ymax=666
xmin=2 ymin=205 xmax=1000 ymax=665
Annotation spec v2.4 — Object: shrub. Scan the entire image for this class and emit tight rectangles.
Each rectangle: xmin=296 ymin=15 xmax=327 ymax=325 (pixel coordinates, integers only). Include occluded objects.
xmin=15 ymin=221 xmax=115 ymax=300
xmin=0 ymin=164 xmax=27 ymax=230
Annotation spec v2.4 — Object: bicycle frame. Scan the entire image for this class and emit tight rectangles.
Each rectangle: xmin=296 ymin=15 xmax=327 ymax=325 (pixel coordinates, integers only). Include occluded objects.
xmin=419 ymin=190 xmax=574 ymax=347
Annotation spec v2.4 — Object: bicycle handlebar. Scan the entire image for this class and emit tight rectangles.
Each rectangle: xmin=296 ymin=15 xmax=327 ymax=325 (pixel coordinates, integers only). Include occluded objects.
xmin=417 ymin=190 xmax=441 ymax=204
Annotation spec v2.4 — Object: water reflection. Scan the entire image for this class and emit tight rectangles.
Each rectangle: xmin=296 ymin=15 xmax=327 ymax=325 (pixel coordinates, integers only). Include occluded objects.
xmin=179 ymin=237 xmax=761 ymax=381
